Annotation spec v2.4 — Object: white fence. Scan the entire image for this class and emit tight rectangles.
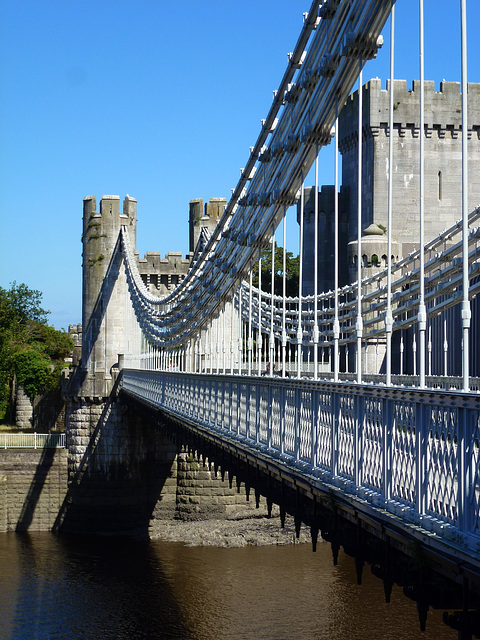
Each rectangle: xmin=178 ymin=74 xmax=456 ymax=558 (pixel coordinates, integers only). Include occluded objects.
xmin=1 ymin=432 xmax=66 ymax=449
xmin=121 ymin=369 xmax=480 ymax=555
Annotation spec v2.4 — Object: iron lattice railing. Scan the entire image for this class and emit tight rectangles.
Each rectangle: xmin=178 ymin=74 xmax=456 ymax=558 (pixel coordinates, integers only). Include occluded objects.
xmin=121 ymin=368 xmax=480 ymax=555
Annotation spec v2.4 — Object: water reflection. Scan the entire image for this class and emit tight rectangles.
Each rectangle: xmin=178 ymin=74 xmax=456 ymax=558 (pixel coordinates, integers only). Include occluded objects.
xmin=0 ymin=533 xmax=191 ymax=640
xmin=0 ymin=533 xmax=455 ymax=639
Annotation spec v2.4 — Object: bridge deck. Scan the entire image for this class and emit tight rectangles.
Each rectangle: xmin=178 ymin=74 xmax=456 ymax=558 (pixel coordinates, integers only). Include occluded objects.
xmin=120 ymin=369 xmax=480 ymax=570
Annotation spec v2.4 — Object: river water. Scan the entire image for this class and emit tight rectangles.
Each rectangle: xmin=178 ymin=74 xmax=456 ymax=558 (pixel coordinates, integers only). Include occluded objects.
xmin=0 ymin=532 xmax=456 ymax=640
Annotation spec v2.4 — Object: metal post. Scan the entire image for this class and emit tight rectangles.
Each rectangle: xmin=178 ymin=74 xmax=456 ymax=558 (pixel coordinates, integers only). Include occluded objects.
xmin=443 ymin=316 xmax=448 ymax=376
xmin=297 ymin=180 xmax=305 ymax=379
xmin=270 ymin=226 xmax=275 ymax=374
xmin=356 ymin=63 xmax=364 ymax=384
xmin=314 ymin=147 xmax=319 ymax=380
xmin=460 ymin=0 xmax=470 ymax=392
xmin=385 ymin=4 xmax=395 ymax=386
xmin=238 ymin=285 xmax=243 ymax=374
xmin=400 ymin=332 xmax=404 ymax=375
xmin=248 ymin=270 xmax=253 ymax=375
xmin=282 ymin=206 xmax=287 ymax=377
xmin=222 ymin=300 xmax=226 ymax=374
xmin=334 ymin=100 xmax=340 ymax=381
xmin=216 ymin=312 xmax=220 ymax=374
xmin=418 ymin=0 xmax=427 ymax=388
xmin=230 ymin=298 xmax=234 ymax=375
xmin=258 ymin=256 xmax=263 ymax=376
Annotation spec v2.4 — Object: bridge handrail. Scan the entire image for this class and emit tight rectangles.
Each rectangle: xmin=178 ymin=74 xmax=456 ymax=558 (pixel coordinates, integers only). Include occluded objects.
xmin=1 ymin=432 xmax=66 ymax=449
xmin=120 ymin=369 xmax=480 ymax=556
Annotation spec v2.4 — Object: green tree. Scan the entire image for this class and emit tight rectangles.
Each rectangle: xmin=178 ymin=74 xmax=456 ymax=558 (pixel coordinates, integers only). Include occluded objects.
xmin=252 ymin=243 xmax=299 ymax=298
xmin=0 ymin=283 xmax=74 ymax=418
xmin=6 ymin=281 xmax=49 ymax=324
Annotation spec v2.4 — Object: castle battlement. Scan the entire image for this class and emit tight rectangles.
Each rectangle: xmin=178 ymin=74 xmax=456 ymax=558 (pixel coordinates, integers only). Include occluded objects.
xmin=340 ymin=78 xmax=480 ymax=148
xmin=137 ymin=250 xmax=191 ymax=270
xmin=335 ymin=78 xmax=480 ymax=261
xmin=137 ymin=247 xmax=192 ymax=296
xmin=82 ymin=194 xmax=225 ymax=303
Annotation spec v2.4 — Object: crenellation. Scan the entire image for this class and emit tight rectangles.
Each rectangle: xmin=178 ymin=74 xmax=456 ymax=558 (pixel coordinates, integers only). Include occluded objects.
xmin=337 ymin=77 xmax=480 ymax=255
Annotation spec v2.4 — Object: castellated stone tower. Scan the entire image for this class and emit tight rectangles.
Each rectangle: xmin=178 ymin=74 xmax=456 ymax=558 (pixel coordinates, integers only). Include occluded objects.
xmin=300 ymin=78 xmax=480 ymax=295
xmin=297 ymin=79 xmax=480 ymax=376
xmin=339 ymin=78 xmax=480 ymax=259
xmin=189 ymin=197 xmax=227 ymax=254
xmin=81 ymin=194 xmax=138 ymax=396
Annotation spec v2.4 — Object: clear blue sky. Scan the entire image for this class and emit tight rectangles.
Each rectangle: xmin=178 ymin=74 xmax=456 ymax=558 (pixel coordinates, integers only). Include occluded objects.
xmin=1 ymin=0 xmax=478 ymax=329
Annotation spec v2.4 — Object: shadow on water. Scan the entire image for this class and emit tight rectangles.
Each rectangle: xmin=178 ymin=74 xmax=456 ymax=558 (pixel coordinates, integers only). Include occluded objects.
xmin=149 ymin=541 xmax=460 ymax=640
xmin=2 ymin=533 xmax=193 ymax=640
xmin=0 ymin=532 xmax=458 ymax=640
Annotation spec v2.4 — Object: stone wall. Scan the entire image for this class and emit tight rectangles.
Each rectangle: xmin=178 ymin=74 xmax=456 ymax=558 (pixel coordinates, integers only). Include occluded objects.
xmin=59 ymin=396 xmax=179 ymax=536
xmin=173 ymin=451 xmax=252 ymax=521
xmin=338 ymin=78 xmax=480 ymax=254
xmin=0 ymin=448 xmax=68 ymax=532
xmin=137 ymin=250 xmax=191 ymax=296
xmin=60 ymin=393 xmax=253 ymax=538
xmin=0 ymin=426 xmax=254 ymax=538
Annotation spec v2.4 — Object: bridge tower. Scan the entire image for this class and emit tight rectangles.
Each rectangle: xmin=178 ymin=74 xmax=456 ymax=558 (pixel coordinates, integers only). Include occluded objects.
xmin=60 ymin=195 xmax=253 ymax=537
xmin=81 ymin=194 xmax=138 ymax=396
xmin=59 ymin=194 xmax=176 ymax=537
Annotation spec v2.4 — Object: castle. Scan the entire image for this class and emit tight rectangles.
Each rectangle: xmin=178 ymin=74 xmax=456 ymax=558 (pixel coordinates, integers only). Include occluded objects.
xmin=77 ymin=78 xmax=480 ymax=382
xmin=299 ymin=78 xmax=480 ymax=294
xmin=298 ymin=78 xmax=480 ymax=376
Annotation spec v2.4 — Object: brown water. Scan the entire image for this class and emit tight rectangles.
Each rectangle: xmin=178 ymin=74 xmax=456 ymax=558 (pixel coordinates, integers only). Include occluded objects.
xmin=0 ymin=532 xmax=456 ymax=639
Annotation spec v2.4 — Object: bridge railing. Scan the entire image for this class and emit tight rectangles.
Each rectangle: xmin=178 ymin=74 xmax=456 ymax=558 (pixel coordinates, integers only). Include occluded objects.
xmin=1 ymin=432 xmax=66 ymax=449
xmin=123 ymin=351 xmax=480 ymax=391
xmin=121 ymin=368 xmax=480 ymax=554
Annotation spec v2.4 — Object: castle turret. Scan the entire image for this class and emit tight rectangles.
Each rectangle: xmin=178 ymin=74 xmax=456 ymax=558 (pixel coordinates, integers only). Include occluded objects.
xmin=339 ymin=78 xmax=480 ymax=257
xmin=347 ymin=223 xmax=400 ymax=283
xmin=81 ymin=195 xmax=138 ymax=396
xmin=189 ymin=197 xmax=227 ymax=253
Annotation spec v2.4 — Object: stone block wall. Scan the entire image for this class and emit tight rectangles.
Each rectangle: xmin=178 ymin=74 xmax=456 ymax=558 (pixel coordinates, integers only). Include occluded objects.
xmin=0 ymin=426 xmax=254 ymax=538
xmin=60 ymin=397 xmax=179 ymax=536
xmin=137 ymin=250 xmax=192 ymax=296
xmin=0 ymin=448 xmax=68 ymax=532
xmin=173 ymin=452 xmax=252 ymax=521
xmin=63 ymin=393 xmax=253 ymax=537
xmin=338 ymin=78 xmax=480 ymax=254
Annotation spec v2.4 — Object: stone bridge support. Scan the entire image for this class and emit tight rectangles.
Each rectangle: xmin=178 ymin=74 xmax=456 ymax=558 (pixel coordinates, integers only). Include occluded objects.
xmin=61 ymin=195 xmax=253 ymax=536
xmin=60 ymin=388 xmax=254 ymax=537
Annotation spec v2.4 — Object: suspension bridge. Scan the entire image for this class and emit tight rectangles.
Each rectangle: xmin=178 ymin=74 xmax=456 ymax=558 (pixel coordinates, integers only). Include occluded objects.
xmin=64 ymin=0 xmax=480 ymax=635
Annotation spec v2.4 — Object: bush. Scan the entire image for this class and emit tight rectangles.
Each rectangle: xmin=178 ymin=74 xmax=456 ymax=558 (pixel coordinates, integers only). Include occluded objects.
xmin=13 ymin=348 xmax=53 ymax=400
